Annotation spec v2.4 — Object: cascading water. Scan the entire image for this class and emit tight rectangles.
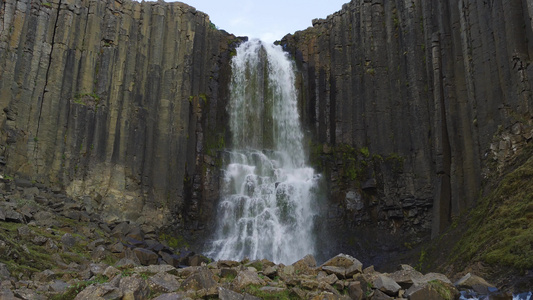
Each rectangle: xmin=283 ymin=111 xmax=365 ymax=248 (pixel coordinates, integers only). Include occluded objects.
xmin=207 ymin=39 xmax=320 ymax=265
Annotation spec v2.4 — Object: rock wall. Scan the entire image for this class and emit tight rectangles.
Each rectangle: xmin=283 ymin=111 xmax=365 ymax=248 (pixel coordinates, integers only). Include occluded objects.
xmin=282 ymin=0 xmax=533 ymax=265
xmin=0 ymin=0 xmax=238 ymax=231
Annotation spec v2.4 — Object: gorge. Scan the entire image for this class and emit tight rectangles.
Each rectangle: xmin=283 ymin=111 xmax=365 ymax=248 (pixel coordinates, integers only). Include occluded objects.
xmin=1 ymin=0 xmax=533 ymax=293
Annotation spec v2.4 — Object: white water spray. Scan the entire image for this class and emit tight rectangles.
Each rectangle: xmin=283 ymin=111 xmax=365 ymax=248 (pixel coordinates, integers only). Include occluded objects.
xmin=207 ymin=40 xmax=320 ymax=264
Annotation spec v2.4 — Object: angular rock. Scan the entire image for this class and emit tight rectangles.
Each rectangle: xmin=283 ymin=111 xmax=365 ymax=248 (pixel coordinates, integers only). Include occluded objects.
xmin=75 ymin=283 xmax=122 ymax=300
xmin=4 ymin=209 xmax=23 ymax=223
xmin=104 ymin=266 xmax=121 ymax=278
xmin=134 ymin=264 xmax=176 ymax=274
xmin=373 ymin=274 xmax=401 ymax=296
xmin=152 ymin=292 xmax=194 ymax=300
xmin=388 ymin=264 xmax=423 ymax=289
xmin=454 ymin=272 xmax=496 ymax=294
xmin=292 ymin=254 xmax=317 ymax=275
xmin=321 ymin=254 xmax=362 ymax=278
xmin=13 ymin=287 xmax=46 ymax=300
xmin=232 ymin=269 xmax=266 ymax=291
xmin=119 ymin=275 xmax=150 ymax=300
xmin=372 ymin=289 xmax=393 ymax=300
xmin=133 ymin=248 xmax=158 ymax=265
xmin=219 ymin=287 xmax=245 ymax=300
xmin=263 ymin=265 xmax=278 ymax=278
xmin=259 ymin=286 xmax=287 ymax=295
xmin=217 ymin=260 xmax=240 ymax=268
xmin=405 ymin=280 xmax=459 ymax=300
xmin=180 ymin=267 xmax=217 ymax=291
xmin=347 ymin=281 xmax=363 ymax=300
xmin=148 ymin=272 xmax=181 ymax=293
xmin=115 ymin=258 xmax=140 ymax=269
xmin=187 ymin=254 xmax=210 ymax=267
xmin=31 ymin=235 xmax=48 ymax=246
xmin=49 ymin=280 xmax=69 ymax=293
xmin=32 ymin=269 xmax=56 ymax=282
xmin=60 ymin=233 xmax=76 ymax=250
xmin=220 ymin=268 xmax=238 ymax=279
xmin=0 ymin=288 xmax=16 ymax=300
xmin=0 ymin=263 xmax=10 ymax=279
xmin=160 ymin=252 xmax=181 ymax=268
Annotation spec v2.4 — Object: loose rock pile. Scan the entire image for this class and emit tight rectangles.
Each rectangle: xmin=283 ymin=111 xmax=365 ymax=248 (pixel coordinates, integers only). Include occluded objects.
xmin=0 ymin=178 xmax=509 ymax=299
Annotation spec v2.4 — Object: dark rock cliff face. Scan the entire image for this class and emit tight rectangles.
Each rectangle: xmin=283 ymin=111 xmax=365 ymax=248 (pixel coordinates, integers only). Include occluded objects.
xmin=2 ymin=0 xmax=533 ymax=269
xmin=282 ymin=0 xmax=533 ymax=266
xmin=0 ymin=0 xmax=238 ymax=232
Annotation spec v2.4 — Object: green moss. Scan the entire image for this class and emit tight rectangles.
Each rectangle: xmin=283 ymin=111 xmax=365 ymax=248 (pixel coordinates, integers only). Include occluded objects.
xmin=50 ymin=275 xmax=108 ymax=300
xmin=247 ymin=261 xmax=264 ymax=271
xmin=41 ymin=2 xmax=52 ymax=8
xmin=428 ymin=280 xmax=454 ymax=300
xmin=451 ymin=146 xmax=533 ymax=270
xmin=159 ymin=233 xmax=188 ymax=249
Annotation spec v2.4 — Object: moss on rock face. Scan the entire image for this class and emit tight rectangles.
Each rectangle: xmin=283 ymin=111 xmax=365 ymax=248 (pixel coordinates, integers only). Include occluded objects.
xmin=452 ymin=144 xmax=533 ymax=270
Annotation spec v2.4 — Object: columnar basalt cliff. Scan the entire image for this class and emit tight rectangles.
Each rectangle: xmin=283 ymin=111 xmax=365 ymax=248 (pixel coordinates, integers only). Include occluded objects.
xmin=0 ymin=0 xmax=238 ymax=230
xmin=2 ymin=0 xmax=533 ymax=270
xmin=281 ymin=0 xmax=533 ymax=264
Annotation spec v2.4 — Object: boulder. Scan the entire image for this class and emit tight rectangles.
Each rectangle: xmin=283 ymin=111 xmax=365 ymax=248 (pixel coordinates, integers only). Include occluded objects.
xmin=4 ymin=209 xmax=23 ymax=223
xmin=0 ymin=288 xmax=16 ymax=300
xmin=263 ymin=265 xmax=278 ymax=278
xmin=60 ymin=233 xmax=76 ymax=250
xmin=180 ymin=267 xmax=217 ymax=291
xmin=159 ymin=252 xmax=181 ymax=267
xmin=75 ymin=283 xmax=122 ymax=300
xmin=347 ymin=281 xmax=364 ymax=300
xmin=218 ymin=260 xmax=240 ymax=268
xmin=133 ymin=248 xmax=158 ymax=265
xmin=220 ymin=268 xmax=238 ymax=279
xmin=49 ymin=280 xmax=69 ymax=293
xmin=148 ymin=272 xmax=181 ymax=293
xmin=218 ymin=287 xmax=261 ymax=300
xmin=405 ymin=280 xmax=459 ymax=300
xmin=0 ymin=263 xmax=10 ymax=279
xmin=454 ymin=273 xmax=496 ymax=294
xmin=232 ymin=269 xmax=266 ymax=291
xmin=152 ymin=292 xmax=194 ymax=300
xmin=320 ymin=254 xmax=362 ymax=278
xmin=388 ymin=264 xmax=423 ymax=289
xmin=103 ymin=266 xmax=121 ymax=278
xmin=372 ymin=289 xmax=393 ymax=300
xmin=373 ymin=274 xmax=401 ymax=296
xmin=187 ymin=254 xmax=210 ymax=266
xmin=31 ymin=235 xmax=48 ymax=246
xmin=32 ymin=270 xmax=56 ymax=282
xmin=119 ymin=275 xmax=150 ymax=300
xmin=292 ymin=254 xmax=317 ymax=275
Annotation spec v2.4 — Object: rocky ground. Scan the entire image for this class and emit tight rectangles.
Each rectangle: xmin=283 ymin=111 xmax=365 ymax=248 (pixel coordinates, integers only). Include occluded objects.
xmin=0 ymin=177 xmax=515 ymax=299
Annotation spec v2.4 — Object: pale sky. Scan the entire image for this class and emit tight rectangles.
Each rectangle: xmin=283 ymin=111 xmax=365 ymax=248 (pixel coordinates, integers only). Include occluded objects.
xmin=180 ymin=0 xmax=349 ymax=43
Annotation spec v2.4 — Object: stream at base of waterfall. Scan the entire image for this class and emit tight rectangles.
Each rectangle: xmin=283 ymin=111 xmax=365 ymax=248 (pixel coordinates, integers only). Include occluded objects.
xmin=206 ymin=39 xmax=320 ymax=265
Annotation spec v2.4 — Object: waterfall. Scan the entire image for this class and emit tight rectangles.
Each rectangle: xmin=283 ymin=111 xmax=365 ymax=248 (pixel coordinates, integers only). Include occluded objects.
xmin=207 ymin=39 xmax=320 ymax=264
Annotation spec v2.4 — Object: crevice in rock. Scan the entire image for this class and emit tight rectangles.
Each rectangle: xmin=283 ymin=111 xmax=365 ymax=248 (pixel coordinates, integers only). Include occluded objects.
xmin=35 ymin=0 xmax=62 ymax=148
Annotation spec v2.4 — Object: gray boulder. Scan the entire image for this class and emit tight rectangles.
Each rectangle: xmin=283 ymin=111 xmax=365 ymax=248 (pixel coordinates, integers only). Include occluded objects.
xmin=119 ymin=275 xmax=150 ymax=300
xmin=373 ymin=274 xmax=401 ymax=296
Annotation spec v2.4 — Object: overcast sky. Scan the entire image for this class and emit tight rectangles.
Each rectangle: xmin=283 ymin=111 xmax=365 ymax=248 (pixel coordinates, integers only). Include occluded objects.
xmin=181 ymin=0 xmax=349 ymax=43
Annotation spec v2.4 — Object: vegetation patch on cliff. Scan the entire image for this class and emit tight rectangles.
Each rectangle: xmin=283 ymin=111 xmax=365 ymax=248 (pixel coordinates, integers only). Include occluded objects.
xmin=451 ymin=149 xmax=533 ymax=270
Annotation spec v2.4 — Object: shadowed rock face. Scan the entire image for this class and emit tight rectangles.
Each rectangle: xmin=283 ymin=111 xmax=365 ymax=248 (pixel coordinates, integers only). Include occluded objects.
xmin=281 ymin=0 xmax=533 ymax=265
xmin=0 ymin=0 xmax=238 ymax=230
